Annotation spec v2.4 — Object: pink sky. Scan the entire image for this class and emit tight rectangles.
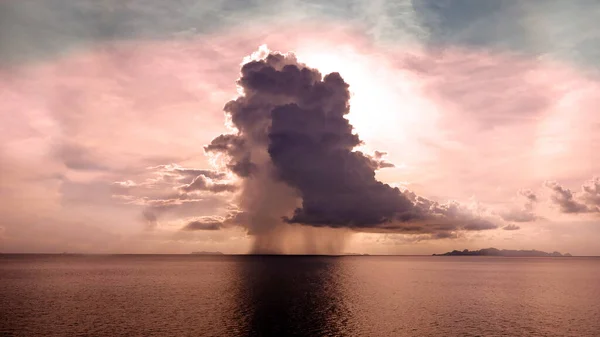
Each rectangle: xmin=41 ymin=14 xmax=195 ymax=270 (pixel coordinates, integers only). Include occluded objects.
xmin=1 ymin=22 xmax=599 ymax=255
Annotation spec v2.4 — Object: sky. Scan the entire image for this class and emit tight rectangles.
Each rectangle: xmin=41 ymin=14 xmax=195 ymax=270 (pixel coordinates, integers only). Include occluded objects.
xmin=1 ymin=0 xmax=599 ymax=255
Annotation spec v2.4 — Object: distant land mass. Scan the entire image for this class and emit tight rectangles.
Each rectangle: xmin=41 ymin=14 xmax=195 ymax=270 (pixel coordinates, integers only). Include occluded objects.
xmin=433 ymin=248 xmax=572 ymax=257
xmin=190 ymin=251 xmax=224 ymax=255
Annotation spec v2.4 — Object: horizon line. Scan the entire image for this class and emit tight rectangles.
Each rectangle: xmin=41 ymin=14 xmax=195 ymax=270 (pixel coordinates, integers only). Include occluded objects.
xmin=1 ymin=253 xmax=597 ymax=257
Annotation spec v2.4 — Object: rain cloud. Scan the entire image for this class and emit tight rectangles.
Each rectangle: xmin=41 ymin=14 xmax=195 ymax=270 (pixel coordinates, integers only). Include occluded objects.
xmin=204 ymin=47 xmax=498 ymax=251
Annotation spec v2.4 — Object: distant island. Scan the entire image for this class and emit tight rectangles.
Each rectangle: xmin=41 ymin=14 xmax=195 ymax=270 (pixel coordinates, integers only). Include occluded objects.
xmin=190 ymin=251 xmax=224 ymax=255
xmin=433 ymin=248 xmax=572 ymax=257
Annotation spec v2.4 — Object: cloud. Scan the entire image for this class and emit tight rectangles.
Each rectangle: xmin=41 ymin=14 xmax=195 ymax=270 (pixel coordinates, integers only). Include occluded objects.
xmin=112 ymin=164 xmax=233 ymax=200
xmin=499 ymin=209 xmax=536 ymax=222
xmin=205 ymin=48 xmax=498 ymax=247
xmin=545 ymin=177 xmax=600 ymax=214
xmin=499 ymin=189 xmax=538 ymax=222
xmin=0 ymin=0 xmax=258 ymax=64
xmin=402 ymin=49 xmax=559 ymax=132
xmin=2 ymin=10 xmax=598 ymax=255
xmin=179 ymin=174 xmax=237 ymax=193
xmin=503 ymin=224 xmax=520 ymax=231
xmin=380 ymin=230 xmax=465 ymax=245
xmin=545 ymin=180 xmax=592 ymax=213
xmin=519 ymin=189 xmax=538 ymax=203
xmin=149 ymin=164 xmax=228 ymax=181
xmin=182 ymin=216 xmax=224 ymax=231
xmin=369 ymin=151 xmax=395 ymax=169
xmin=462 ymin=219 xmax=498 ymax=231
xmin=108 ymin=164 xmax=235 ymax=228
xmin=580 ymin=177 xmax=600 ymax=211
xmin=0 ymin=0 xmax=430 ymax=67
xmin=55 ymin=142 xmax=109 ymax=171
xmin=142 ymin=209 xmax=158 ymax=231
xmin=412 ymin=0 xmax=600 ymax=73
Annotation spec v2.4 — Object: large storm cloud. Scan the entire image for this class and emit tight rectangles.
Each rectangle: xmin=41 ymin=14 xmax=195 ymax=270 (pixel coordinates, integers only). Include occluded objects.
xmin=203 ymin=48 xmax=497 ymax=252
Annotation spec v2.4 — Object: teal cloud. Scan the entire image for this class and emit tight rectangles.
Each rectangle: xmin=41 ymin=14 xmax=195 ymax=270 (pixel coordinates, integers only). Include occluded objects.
xmin=413 ymin=0 xmax=600 ymax=73
xmin=1 ymin=0 xmax=599 ymax=73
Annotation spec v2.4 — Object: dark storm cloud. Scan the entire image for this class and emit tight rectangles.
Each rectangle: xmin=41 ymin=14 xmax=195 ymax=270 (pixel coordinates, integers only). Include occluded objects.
xmin=503 ymin=224 xmax=520 ymax=231
xmin=207 ymin=50 xmax=497 ymax=236
xmin=267 ymin=91 xmax=414 ymax=227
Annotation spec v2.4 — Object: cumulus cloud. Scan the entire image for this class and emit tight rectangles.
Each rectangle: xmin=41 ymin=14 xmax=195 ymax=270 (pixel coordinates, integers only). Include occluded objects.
xmin=110 ymin=164 xmax=234 ymax=228
xmin=499 ymin=189 xmax=538 ymax=222
xmin=519 ymin=189 xmax=538 ymax=203
xmin=545 ymin=177 xmax=600 ymax=214
xmin=182 ymin=216 xmax=225 ymax=231
xmin=204 ymin=48 xmax=498 ymax=251
xmin=580 ymin=177 xmax=600 ymax=211
xmin=503 ymin=224 xmax=520 ymax=231
xmin=545 ymin=181 xmax=592 ymax=213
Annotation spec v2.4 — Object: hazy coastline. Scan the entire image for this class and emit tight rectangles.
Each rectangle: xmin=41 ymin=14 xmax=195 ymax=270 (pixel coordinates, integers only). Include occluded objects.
xmin=433 ymin=248 xmax=573 ymax=257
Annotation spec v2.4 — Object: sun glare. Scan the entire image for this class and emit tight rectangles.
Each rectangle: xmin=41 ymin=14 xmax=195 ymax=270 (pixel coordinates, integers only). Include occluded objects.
xmin=294 ymin=45 xmax=438 ymax=155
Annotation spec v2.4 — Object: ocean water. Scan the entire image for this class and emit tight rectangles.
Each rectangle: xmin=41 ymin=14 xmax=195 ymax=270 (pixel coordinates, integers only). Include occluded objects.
xmin=1 ymin=255 xmax=599 ymax=337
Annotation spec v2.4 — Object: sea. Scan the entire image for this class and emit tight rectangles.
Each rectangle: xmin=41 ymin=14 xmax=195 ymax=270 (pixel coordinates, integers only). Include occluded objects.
xmin=1 ymin=255 xmax=599 ymax=336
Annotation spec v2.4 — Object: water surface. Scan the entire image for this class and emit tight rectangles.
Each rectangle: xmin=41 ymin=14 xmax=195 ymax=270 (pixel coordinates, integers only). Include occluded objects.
xmin=2 ymin=255 xmax=599 ymax=336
